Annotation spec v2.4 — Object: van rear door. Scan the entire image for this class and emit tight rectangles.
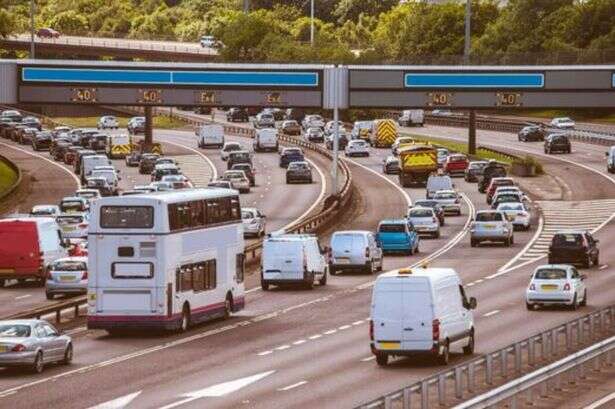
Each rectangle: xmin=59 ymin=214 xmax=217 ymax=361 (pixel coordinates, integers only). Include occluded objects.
xmin=263 ymin=241 xmax=303 ymax=281
xmin=372 ymin=279 xmax=403 ymax=348
xmin=0 ymin=221 xmax=40 ymax=276
xmin=401 ymin=278 xmax=434 ymax=351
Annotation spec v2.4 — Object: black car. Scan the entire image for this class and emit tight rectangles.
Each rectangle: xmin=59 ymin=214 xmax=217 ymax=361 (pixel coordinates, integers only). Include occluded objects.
xmin=325 ymin=133 xmax=349 ymax=150
xmin=544 ymin=134 xmax=571 ymax=154
xmin=518 ymin=125 xmax=547 ymax=142
xmin=548 ymin=231 xmax=599 ymax=268
xmin=194 ymin=106 xmax=212 ymax=115
xmin=227 ymin=151 xmax=252 ymax=170
xmin=0 ymin=118 xmax=15 ymax=138
xmin=279 ymin=148 xmax=305 ymax=168
xmin=19 ymin=128 xmax=37 ymax=145
xmin=413 ymin=200 xmax=446 ymax=226
xmin=22 ymin=116 xmax=42 ymax=131
xmin=31 ymin=131 xmax=52 ymax=151
xmin=88 ymin=134 xmax=108 ymax=154
xmin=227 ymin=108 xmax=249 ymax=122
xmin=478 ymin=161 xmax=507 ymax=193
xmin=265 ymin=108 xmax=284 ymax=121
xmin=231 ymin=163 xmax=256 ymax=186
xmin=286 ymin=161 xmax=313 ymax=184
xmin=464 ymin=161 xmax=489 ymax=182
xmin=80 ymin=130 xmax=99 ymax=148
xmin=11 ymin=125 xmax=29 ymax=142
xmin=285 ymin=108 xmax=305 ymax=122
xmin=52 ymin=141 xmax=72 ymax=161
xmin=139 ymin=154 xmax=160 ymax=175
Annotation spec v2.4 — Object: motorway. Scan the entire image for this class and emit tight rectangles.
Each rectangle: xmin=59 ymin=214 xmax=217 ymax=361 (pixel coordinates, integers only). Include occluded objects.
xmin=0 ymin=113 xmax=613 ymax=408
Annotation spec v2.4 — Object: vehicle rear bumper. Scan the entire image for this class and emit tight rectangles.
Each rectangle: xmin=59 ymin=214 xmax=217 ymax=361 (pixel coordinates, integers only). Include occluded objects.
xmin=0 ymin=351 xmax=37 ymax=366
xmin=371 ymin=342 xmax=439 ymax=356
xmin=0 ymin=269 xmax=44 ymax=280
xmin=88 ymin=315 xmax=180 ymax=331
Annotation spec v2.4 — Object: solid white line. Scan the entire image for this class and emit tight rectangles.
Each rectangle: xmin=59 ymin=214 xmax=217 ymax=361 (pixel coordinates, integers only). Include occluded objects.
xmin=497 ymin=215 xmax=544 ymax=273
xmin=309 ymin=334 xmax=322 ymax=340
xmin=599 ymin=264 xmax=609 ymax=270
xmin=361 ymin=356 xmax=376 ymax=362
xmin=277 ymin=381 xmax=308 ymax=391
xmin=14 ymin=294 xmax=31 ymax=300
xmin=257 ymin=351 xmax=273 ymax=356
xmin=323 ymin=329 xmax=337 ymax=335
xmin=482 ymin=310 xmax=501 ymax=317
xmin=292 ymin=339 xmax=306 ymax=345
xmin=583 ymin=391 xmax=615 ymax=409
xmin=352 ymin=320 xmax=364 ymax=326
xmin=275 ymin=345 xmax=290 ymax=351
xmin=338 ymin=325 xmax=351 ymax=330
xmin=0 ymin=141 xmax=81 ymax=187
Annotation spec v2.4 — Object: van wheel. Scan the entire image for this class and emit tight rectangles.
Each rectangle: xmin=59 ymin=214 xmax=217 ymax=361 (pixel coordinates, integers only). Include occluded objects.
xmin=0 ymin=279 xmax=4 ymax=288
xmin=179 ymin=305 xmax=191 ymax=332
xmin=329 ymin=266 xmax=337 ymax=276
xmin=463 ymin=331 xmax=475 ymax=355
xmin=438 ymin=341 xmax=450 ymax=365
xmin=32 ymin=352 xmax=44 ymax=374
xmin=261 ymin=280 xmax=269 ymax=291
xmin=526 ymin=302 xmax=534 ymax=310
xmin=375 ymin=353 xmax=388 ymax=367
xmin=45 ymin=292 xmax=54 ymax=300
xmin=365 ymin=261 xmax=373 ymax=274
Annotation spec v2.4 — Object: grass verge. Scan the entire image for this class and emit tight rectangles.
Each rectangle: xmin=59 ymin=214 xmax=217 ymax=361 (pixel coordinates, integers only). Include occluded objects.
xmin=51 ymin=116 xmax=189 ymax=129
xmin=0 ymin=159 xmax=18 ymax=198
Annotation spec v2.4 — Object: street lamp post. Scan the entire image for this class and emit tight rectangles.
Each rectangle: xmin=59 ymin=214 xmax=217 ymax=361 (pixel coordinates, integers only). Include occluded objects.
xmin=464 ymin=0 xmax=476 ymax=155
xmin=30 ymin=0 xmax=35 ymax=58
xmin=310 ymin=0 xmax=314 ymax=46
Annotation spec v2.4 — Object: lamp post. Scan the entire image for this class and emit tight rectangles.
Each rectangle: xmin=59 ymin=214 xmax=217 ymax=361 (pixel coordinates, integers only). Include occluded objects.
xmin=310 ymin=0 xmax=315 ymax=46
xmin=464 ymin=0 xmax=476 ymax=155
xmin=30 ymin=0 xmax=35 ymax=58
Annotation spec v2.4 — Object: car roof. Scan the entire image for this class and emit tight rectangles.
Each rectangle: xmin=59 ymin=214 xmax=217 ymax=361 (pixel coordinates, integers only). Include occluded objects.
xmin=534 ymin=264 xmax=572 ymax=271
xmin=379 ymin=219 xmax=407 ymax=224
xmin=332 ymin=230 xmax=372 ymax=236
xmin=476 ymin=209 xmax=502 ymax=214
xmin=409 ymin=207 xmax=434 ymax=214
xmin=553 ymin=230 xmax=586 ymax=235
xmin=61 ymin=196 xmax=86 ymax=201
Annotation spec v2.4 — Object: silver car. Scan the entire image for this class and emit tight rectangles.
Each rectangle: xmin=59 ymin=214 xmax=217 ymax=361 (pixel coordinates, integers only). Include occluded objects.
xmin=470 ymin=210 xmax=514 ymax=247
xmin=242 ymin=208 xmax=266 ymax=237
xmin=45 ymin=257 xmax=88 ymax=299
xmin=407 ymin=207 xmax=441 ymax=238
xmin=432 ymin=190 xmax=462 ymax=215
xmin=0 ymin=319 xmax=73 ymax=373
xmin=223 ymin=170 xmax=251 ymax=193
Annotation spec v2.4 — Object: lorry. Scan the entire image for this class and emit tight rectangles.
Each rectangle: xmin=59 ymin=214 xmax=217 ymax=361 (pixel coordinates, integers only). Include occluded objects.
xmin=106 ymin=134 xmax=134 ymax=159
xmin=398 ymin=144 xmax=439 ymax=187
xmin=398 ymin=109 xmax=425 ymax=127
xmin=369 ymin=119 xmax=398 ymax=148
xmin=196 ymin=124 xmax=224 ymax=148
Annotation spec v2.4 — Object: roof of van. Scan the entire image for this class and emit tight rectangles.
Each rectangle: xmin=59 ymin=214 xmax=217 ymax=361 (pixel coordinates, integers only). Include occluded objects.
xmin=265 ymin=234 xmax=316 ymax=242
xmin=0 ymin=217 xmax=55 ymax=225
xmin=378 ymin=267 xmax=459 ymax=281
xmin=379 ymin=219 xmax=407 ymax=225
xmin=92 ymin=188 xmax=238 ymax=205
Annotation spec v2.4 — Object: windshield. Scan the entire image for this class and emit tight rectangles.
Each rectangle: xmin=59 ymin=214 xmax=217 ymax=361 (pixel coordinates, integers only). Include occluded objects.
xmin=289 ymin=163 xmax=309 ymax=170
xmin=552 ymin=234 xmax=583 ymax=247
xmin=498 ymin=203 xmax=524 ymax=211
xmin=225 ymin=172 xmax=244 ymax=179
xmin=224 ymin=144 xmax=241 ymax=151
xmin=409 ymin=209 xmax=433 ymax=218
xmin=476 ymin=212 xmax=503 ymax=222
xmin=379 ymin=224 xmax=405 ymax=233
xmin=435 ymin=192 xmax=456 ymax=199
xmin=61 ymin=201 xmax=84 ymax=210
xmin=77 ymin=191 xmax=97 ymax=199
xmin=0 ymin=324 xmax=30 ymax=338
xmin=100 ymin=206 xmax=154 ymax=229
xmin=414 ymin=201 xmax=436 ymax=208
xmin=57 ymin=215 xmax=84 ymax=225
xmin=241 ymin=210 xmax=255 ymax=219
xmin=535 ymin=268 xmax=567 ymax=280
xmin=53 ymin=260 xmax=87 ymax=271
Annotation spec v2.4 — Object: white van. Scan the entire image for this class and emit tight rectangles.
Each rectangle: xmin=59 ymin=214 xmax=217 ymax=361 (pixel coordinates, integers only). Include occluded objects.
xmin=254 ymin=128 xmax=279 ymax=152
xmin=197 ymin=124 xmax=224 ymax=149
xmin=330 ymin=231 xmax=383 ymax=275
xmin=398 ymin=110 xmax=425 ymax=127
xmin=426 ymin=174 xmax=454 ymax=199
xmin=606 ymin=146 xmax=615 ymax=173
xmin=370 ymin=267 xmax=476 ymax=366
xmin=261 ymin=234 xmax=328 ymax=290
xmin=80 ymin=155 xmax=111 ymax=184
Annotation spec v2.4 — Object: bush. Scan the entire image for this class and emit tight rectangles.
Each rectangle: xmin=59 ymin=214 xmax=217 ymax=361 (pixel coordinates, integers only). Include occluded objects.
xmin=512 ymin=155 xmax=544 ymax=175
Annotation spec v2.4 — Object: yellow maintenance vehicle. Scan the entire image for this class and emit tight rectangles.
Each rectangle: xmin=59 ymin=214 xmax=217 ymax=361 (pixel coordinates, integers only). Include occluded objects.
xmin=398 ymin=144 xmax=438 ymax=187
xmin=369 ymin=119 xmax=398 ymax=148
xmin=106 ymin=134 xmax=137 ymax=159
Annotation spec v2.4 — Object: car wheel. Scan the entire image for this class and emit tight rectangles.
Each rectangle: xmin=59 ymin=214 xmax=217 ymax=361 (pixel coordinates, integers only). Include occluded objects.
xmin=365 ymin=261 xmax=373 ymax=275
xmin=224 ymin=295 xmax=233 ymax=319
xmin=580 ymin=290 xmax=587 ymax=307
xmin=570 ymin=294 xmax=578 ymax=310
xmin=375 ymin=353 xmax=389 ymax=367
xmin=329 ymin=265 xmax=337 ymax=276
xmin=583 ymin=255 xmax=591 ymax=268
xmin=463 ymin=331 xmax=475 ymax=355
xmin=526 ymin=302 xmax=535 ymax=311
xmin=32 ymin=352 xmax=44 ymax=374
xmin=438 ymin=340 xmax=450 ymax=365
xmin=470 ymin=239 xmax=477 ymax=247
xmin=261 ymin=280 xmax=270 ymax=291
xmin=62 ymin=344 xmax=73 ymax=365
xmin=510 ymin=235 xmax=514 ymax=245
xmin=0 ymin=279 xmax=4 ymax=288
xmin=434 ymin=231 xmax=441 ymax=239
xmin=319 ymin=271 xmax=327 ymax=286
xmin=45 ymin=292 xmax=54 ymax=300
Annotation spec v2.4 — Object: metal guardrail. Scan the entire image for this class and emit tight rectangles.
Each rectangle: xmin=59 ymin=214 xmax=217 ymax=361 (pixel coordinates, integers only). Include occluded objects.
xmin=358 ymin=305 xmax=615 ymax=409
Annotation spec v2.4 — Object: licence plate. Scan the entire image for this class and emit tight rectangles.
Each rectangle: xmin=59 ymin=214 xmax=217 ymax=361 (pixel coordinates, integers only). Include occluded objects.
xmin=60 ymin=275 xmax=76 ymax=282
xmin=0 ymin=346 xmax=7 ymax=353
xmin=483 ymin=224 xmax=495 ymax=229
xmin=379 ymin=342 xmax=401 ymax=350
xmin=337 ymin=258 xmax=350 ymax=264
xmin=62 ymin=226 xmax=75 ymax=232
xmin=541 ymin=284 xmax=558 ymax=291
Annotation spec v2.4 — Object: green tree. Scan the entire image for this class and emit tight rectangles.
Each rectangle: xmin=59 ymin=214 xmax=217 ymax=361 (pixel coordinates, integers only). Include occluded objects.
xmin=213 ymin=12 xmax=274 ymax=61
xmin=49 ymin=10 xmax=90 ymax=35
xmin=0 ymin=9 xmax=18 ymax=39
xmin=332 ymin=0 xmax=397 ymax=23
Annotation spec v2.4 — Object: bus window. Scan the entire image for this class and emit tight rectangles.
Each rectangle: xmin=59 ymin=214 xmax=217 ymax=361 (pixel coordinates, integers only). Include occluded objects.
xmin=101 ymin=206 xmax=154 ymax=228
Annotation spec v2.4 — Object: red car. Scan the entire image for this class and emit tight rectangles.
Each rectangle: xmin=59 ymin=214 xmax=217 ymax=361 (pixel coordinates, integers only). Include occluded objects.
xmin=444 ymin=154 xmax=469 ymax=176
xmin=36 ymin=28 xmax=60 ymax=38
xmin=486 ymin=177 xmax=515 ymax=204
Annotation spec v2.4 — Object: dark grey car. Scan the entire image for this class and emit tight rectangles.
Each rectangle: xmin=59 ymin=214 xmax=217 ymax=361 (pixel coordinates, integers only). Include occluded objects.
xmin=286 ymin=161 xmax=313 ymax=184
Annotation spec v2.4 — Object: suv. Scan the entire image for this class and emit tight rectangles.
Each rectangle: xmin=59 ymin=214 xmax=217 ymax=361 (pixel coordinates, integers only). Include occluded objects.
xmin=286 ymin=161 xmax=313 ymax=184
xmin=279 ymin=147 xmax=304 ymax=168
xmin=227 ymin=108 xmax=249 ymax=122
xmin=544 ymin=134 xmax=571 ymax=154
xmin=227 ymin=150 xmax=252 ymax=170
xmin=548 ymin=231 xmax=599 ymax=268
xmin=470 ymin=210 xmax=513 ymax=247
xmin=518 ymin=125 xmax=547 ymax=142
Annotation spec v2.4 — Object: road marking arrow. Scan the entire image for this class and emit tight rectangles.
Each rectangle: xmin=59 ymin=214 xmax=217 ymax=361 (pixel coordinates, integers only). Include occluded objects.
xmin=159 ymin=370 xmax=275 ymax=409
xmin=87 ymin=391 xmax=142 ymax=409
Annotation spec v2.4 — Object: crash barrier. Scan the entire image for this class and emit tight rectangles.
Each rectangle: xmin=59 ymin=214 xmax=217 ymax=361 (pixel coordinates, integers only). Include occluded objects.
xmin=0 ymin=154 xmax=22 ymax=202
xmin=357 ymin=305 xmax=615 ymax=409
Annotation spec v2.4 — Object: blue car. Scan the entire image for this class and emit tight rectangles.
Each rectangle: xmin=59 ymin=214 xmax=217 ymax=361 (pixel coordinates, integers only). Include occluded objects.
xmin=376 ymin=219 xmax=420 ymax=255
xmin=279 ymin=147 xmax=305 ymax=168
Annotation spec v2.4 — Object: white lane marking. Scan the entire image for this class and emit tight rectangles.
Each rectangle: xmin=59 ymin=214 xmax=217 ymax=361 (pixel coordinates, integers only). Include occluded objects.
xmin=159 ymin=371 xmax=275 ymax=409
xmin=87 ymin=391 xmax=142 ymax=409
xmin=323 ymin=329 xmax=337 ymax=335
xmin=474 ymin=279 xmax=483 ymax=284
xmin=497 ymin=215 xmax=544 ymax=274
xmin=277 ymin=381 xmax=308 ymax=392
xmin=338 ymin=325 xmax=351 ymax=330
xmin=342 ymin=156 xmax=412 ymax=206
xmin=361 ymin=356 xmax=376 ymax=362
xmin=257 ymin=351 xmax=273 ymax=356
xmin=245 ymin=287 xmax=261 ymax=294
xmin=352 ymin=320 xmax=364 ymax=326
xmin=280 ymin=156 xmax=327 ymax=232
xmin=275 ymin=345 xmax=290 ymax=351
xmin=159 ymin=138 xmax=217 ymax=180
xmin=64 ymin=326 xmax=88 ymax=336
xmin=482 ymin=310 xmax=501 ymax=318
xmin=14 ymin=294 xmax=31 ymax=300
xmin=600 ymin=264 xmax=609 ymax=270
xmin=309 ymin=334 xmax=322 ymax=340
xmin=467 ymin=283 xmax=475 ymax=287
xmin=292 ymin=339 xmax=307 ymax=345
xmin=0 ymin=141 xmax=80 ymax=187
xmin=584 ymin=390 xmax=615 ymax=409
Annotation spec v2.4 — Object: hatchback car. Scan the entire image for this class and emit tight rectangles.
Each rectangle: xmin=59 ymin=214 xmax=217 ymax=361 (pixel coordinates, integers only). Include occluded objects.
xmin=86 ymin=177 xmax=113 ymax=196
xmin=526 ymin=265 xmax=587 ymax=310
xmin=45 ymin=257 xmax=88 ymax=299
xmin=281 ymin=120 xmax=302 ymax=136
xmin=255 ymin=112 xmax=275 ymax=129
xmin=31 ymin=131 xmax=52 ymax=151
xmin=0 ymin=319 xmax=72 ymax=373
xmin=220 ymin=142 xmax=243 ymax=161
xmin=470 ymin=210 xmax=513 ymax=247
xmin=345 ymin=140 xmax=370 ymax=157
xmin=436 ymin=148 xmax=449 ymax=168
xmin=325 ymin=131 xmax=349 ymax=150
xmin=97 ymin=116 xmax=119 ymax=129
xmin=151 ymin=164 xmax=180 ymax=182
xmin=407 ymin=207 xmax=440 ymax=238
xmin=382 ymin=155 xmax=400 ymax=174
xmin=231 ymin=163 xmax=256 ymax=186
xmin=139 ymin=153 xmax=160 ymax=174
xmin=36 ymin=28 xmax=60 ymax=38
xmin=56 ymin=213 xmax=89 ymax=239
xmin=223 ymin=170 xmax=250 ymax=193
xmin=286 ymin=161 xmax=313 ymax=184
xmin=486 ymin=177 xmax=515 ymax=204
xmin=305 ymin=127 xmax=325 ymax=143
xmin=376 ymin=219 xmax=420 ymax=255
xmin=550 ymin=117 xmax=575 ymax=129
xmin=432 ymin=190 xmax=461 ymax=215
xmin=227 ymin=150 xmax=252 ymax=170
xmin=30 ymin=205 xmax=61 ymax=217
xmin=391 ymin=136 xmax=416 ymax=156
xmin=491 ymin=192 xmax=524 ymax=209
xmin=412 ymin=199 xmax=445 ymax=226
xmin=127 ymin=117 xmax=145 ymax=134
xmin=74 ymin=188 xmax=101 ymax=204
xmin=496 ymin=202 xmax=531 ymax=230
xmin=444 ymin=154 xmax=469 ymax=176
xmin=125 ymin=152 xmax=141 ymax=167
xmin=279 ymin=147 xmax=305 ymax=168
xmin=544 ymin=134 xmax=571 ymax=154
xmin=518 ymin=125 xmax=547 ymax=142
xmin=464 ymin=161 xmax=489 ymax=182
xmin=548 ymin=231 xmax=599 ymax=268
xmin=207 ymin=180 xmax=233 ymax=189
xmin=241 ymin=208 xmax=266 ymax=238
xmin=161 ymin=174 xmax=192 ymax=189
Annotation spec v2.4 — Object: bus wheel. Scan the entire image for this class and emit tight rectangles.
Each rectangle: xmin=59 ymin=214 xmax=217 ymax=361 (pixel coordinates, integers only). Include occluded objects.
xmin=224 ymin=295 xmax=233 ymax=319
xmin=179 ymin=305 xmax=191 ymax=332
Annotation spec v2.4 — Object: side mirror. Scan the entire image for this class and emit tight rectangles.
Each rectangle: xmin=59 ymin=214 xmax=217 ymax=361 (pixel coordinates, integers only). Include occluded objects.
xmin=469 ymin=297 xmax=477 ymax=310
xmin=594 ymin=239 xmax=600 ymax=244
xmin=580 ymin=274 xmax=587 ymax=280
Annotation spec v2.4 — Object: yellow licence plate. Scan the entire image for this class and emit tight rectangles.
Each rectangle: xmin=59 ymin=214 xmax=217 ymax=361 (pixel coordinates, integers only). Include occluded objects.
xmin=62 ymin=226 xmax=75 ymax=232
xmin=379 ymin=342 xmax=401 ymax=350
xmin=483 ymin=224 xmax=495 ymax=229
xmin=0 ymin=269 xmax=14 ymax=274
xmin=60 ymin=275 xmax=76 ymax=282
xmin=541 ymin=284 xmax=558 ymax=291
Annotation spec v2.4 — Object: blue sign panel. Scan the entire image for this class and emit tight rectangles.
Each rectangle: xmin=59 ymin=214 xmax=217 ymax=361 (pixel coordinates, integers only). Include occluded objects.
xmin=22 ymin=67 xmax=319 ymax=87
xmin=405 ymin=73 xmax=544 ymax=88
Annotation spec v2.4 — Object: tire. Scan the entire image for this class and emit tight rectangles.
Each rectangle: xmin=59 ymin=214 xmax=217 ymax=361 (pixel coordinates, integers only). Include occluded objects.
xmin=179 ymin=306 xmax=190 ymax=332
xmin=583 ymin=255 xmax=591 ymax=268
xmin=365 ymin=261 xmax=373 ymax=275
xmin=31 ymin=352 xmax=44 ymax=374
xmin=375 ymin=353 xmax=389 ymax=367
xmin=594 ymin=253 xmax=600 ymax=266
xmin=570 ymin=294 xmax=579 ymax=310
xmin=329 ymin=266 xmax=337 ymax=276
xmin=0 ymin=279 xmax=4 ymax=288
xmin=261 ymin=280 xmax=270 ymax=291
xmin=504 ymin=237 xmax=511 ymax=247
xmin=224 ymin=295 xmax=233 ymax=319
xmin=438 ymin=341 xmax=450 ymax=365
xmin=376 ymin=260 xmax=383 ymax=272
xmin=62 ymin=344 xmax=73 ymax=365
xmin=511 ymin=235 xmax=514 ymax=245
xmin=526 ymin=302 xmax=534 ymax=311
xmin=580 ymin=290 xmax=587 ymax=307
xmin=45 ymin=292 xmax=54 ymax=300
xmin=319 ymin=271 xmax=327 ymax=286
xmin=434 ymin=231 xmax=441 ymax=239
xmin=463 ymin=331 xmax=475 ymax=355
xmin=471 ymin=239 xmax=477 ymax=247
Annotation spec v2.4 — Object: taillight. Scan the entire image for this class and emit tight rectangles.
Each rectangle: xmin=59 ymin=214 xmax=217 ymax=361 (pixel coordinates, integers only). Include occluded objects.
xmin=432 ymin=319 xmax=440 ymax=341
xmin=563 ymin=283 xmax=571 ymax=291
xmin=46 ymin=269 xmax=52 ymax=279
xmin=78 ymin=223 xmax=88 ymax=229
xmin=529 ymin=283 xmax=536 ymax=291
xmin=82 ymin=271 xmax=88 ymax=280
xmin=365 ymin=247 xmax=370 ymax=258
xmin=11 ymin=344 xmax=26 ymax=352
xmin=369 ymin=320 xmax=374 ymax=341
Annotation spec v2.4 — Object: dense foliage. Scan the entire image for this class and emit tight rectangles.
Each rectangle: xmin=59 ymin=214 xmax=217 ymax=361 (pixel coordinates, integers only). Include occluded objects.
xmin=2 ymin=0 xmax=615 ymax=63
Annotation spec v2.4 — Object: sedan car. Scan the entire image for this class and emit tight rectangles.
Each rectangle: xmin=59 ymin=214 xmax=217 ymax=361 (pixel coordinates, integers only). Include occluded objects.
xmin=45 ymin=257 xmax=88 ymax=299
xmin=161 ymin=174 xmax=192 ymax=189
xmin=220 ymin=142 xmax=243 ymax=161
xmin=407 ymin=207 xmax=440 ymax=238
xmin=550 ymin=117 xmax=575 ymax=129
xmin=432 ymin=190 xmax=461 ymax=215
xmin=470 ymin=210 xmax=513 ymax=247
xmin=382 ymin=155 xmax=400 ymax=175
xmin=281 ymin=120 xmax=302 ymax=136
xmin=36 ymin=27 xmax=61 ymax=38
xmin=526 ymin=265 xmax=587 ymax=310
xmin=56 ymin=213 xmax=89 ymax=239
xmin=464 ymin=161 xmax=489 ymax=182
xmin=97 ymin=116 xmax=119 ymax=129
xmin=127 ymin=117 xmax=145 ymax=134
xmin=241 ymin=208 xmax=266 ymax=238
xmin=86 ymin=177 xmax=113 ymax=196
xmin=31 ymin=131 xmax=52 ymax=151
xmin=222 ymin=170 xmax=251 ymax=193
xmin=0 ymin=319 xmax=72 ymax=373
xmin=30 ymin=205 xmax=61 ymax=217
xmin=305 ymin=127 xmax=325 ymax=143
xmin=496 ymin=202 xmax=531 ymax=230
xmin=345 ymin=140 xmax=370 ymax=157
xmin=518 ymin=125 xmax=547 ymax=142
xmin=286 ymin=161 xmax=313 ymax=184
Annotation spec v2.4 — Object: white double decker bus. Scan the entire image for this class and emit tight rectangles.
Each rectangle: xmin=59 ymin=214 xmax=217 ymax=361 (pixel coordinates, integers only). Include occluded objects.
xmin=87 ymin=189 xmax=245 ymax=333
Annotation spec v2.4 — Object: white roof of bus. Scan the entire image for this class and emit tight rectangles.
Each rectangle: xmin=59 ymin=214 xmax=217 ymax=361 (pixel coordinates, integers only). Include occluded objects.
xmin=93 ymin=188 xmax=237 ymax=205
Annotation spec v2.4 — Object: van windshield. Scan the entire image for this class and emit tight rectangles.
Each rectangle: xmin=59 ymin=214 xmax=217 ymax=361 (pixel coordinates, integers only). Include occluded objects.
xmin=379 ymin=224 xmax=405 ymax=233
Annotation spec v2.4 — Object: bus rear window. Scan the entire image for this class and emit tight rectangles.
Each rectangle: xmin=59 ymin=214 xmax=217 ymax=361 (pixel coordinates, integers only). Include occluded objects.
xmin=100 ymin=206 xmax=154 ymax=228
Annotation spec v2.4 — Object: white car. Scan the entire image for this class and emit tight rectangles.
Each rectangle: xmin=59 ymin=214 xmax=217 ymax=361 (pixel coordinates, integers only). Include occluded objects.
xmin=200 ymin=35 xmax=216 ymax=48
xmin=241 ymin=208 xmax=266 ymax=238
xmin=74 ymin=189 xmax=101 ymax=204
xmin=432 ymin=190 xmax=461 ymax=215
xmin=470 ymin=210 xmax=514 ymax=247
xmin=407 ymin=207 xmax=440 ymax=238
xmin=97 ymin=116 xmax=119 ymax=129
xmin=30 ymin=205 xmax=61 ymax=217
xmin=149 ymin=181 xmax=174 ymax=191
xmin=302 ymin=114 xmax=325 ymax=130
xmin=436 ymin=148 xmax=449 ymax=168
xmin=526 ymin=264 xmax=587 ymax=310
xmin=345 ymin=140 xmax=370 ymax=157
xmin=161 ymin=174 xmax=192 ymax=189
xmin=56 ymin=213 xmax=89 ymax=239
xmin=220 ymin=142 xmax=243 ymax=161
xmin=496 ymin=202 xmax=531 ymax=230
xmin=222 ymin=170 xmax=250 ymax=193
xmin=550 ymin=117 xmax=575 ymax=129
xmin=324 ymin=120 xmax=345 ymax=135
